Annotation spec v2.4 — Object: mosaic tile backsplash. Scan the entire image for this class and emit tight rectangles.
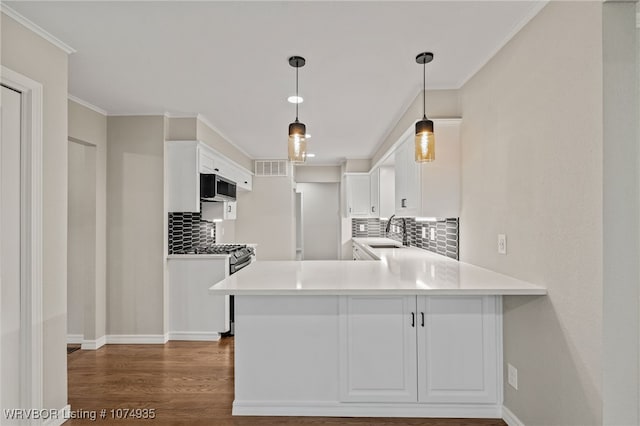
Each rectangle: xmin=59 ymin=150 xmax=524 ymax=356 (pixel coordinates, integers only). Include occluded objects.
xmin=352 ymin=217 xmax=459 ymax=260
xmin=168 ymin=208 xmax=216 ymax=254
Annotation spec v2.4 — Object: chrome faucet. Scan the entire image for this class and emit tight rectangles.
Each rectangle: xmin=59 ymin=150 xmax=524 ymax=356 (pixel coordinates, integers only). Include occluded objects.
xmin=401 ymin=218 xmax=409 ymax=246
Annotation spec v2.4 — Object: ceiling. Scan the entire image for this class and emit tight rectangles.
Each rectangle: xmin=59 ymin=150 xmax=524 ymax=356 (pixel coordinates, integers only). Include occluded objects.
xmin=6 ymin=1 xmax=545 ymax=165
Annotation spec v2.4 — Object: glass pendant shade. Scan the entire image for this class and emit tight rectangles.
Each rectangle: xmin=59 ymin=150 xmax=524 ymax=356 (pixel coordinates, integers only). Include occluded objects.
xmin=415 ymin=118 xmax=435 ymax=162
xmin=288 ymin=121 xmax=307 ymax=162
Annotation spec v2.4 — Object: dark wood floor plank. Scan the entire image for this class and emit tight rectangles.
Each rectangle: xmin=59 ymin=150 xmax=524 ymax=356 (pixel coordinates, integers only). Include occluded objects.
xmin=67 ymin=339 xmax=506 ymax=426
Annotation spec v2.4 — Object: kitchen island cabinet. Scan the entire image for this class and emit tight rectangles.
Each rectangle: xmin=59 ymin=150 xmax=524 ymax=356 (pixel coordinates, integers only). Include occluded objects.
xmin=210 ymin=239 xmax=545 ymax=418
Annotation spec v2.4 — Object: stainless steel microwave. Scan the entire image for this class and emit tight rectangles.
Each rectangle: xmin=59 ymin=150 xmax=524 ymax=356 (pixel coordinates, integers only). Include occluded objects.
xmin=200 ymin=174 xmax=236 ymax=202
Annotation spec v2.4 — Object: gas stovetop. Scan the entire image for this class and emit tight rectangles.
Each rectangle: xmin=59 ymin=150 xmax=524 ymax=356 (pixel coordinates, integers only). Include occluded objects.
xmin=173 ymin=244 xmax=254 ymax=258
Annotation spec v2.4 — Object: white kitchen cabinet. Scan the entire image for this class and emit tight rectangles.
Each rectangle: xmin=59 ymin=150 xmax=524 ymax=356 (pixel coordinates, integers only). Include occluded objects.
xmin=345 ymin=173 xmax=370 ymax=217
xmin=339 ymin=295 xmax=418 ymax=402
xmin=166 ymin=140 xmax=252 ymax=212
xmin=370 ymin=166 xmax=395 ymax=219
xmin=168 ymin=257 xmax=230 ymax=339
xmin=394 ymin=120 xmax=460 ymax=218
xmin=339 ymin=295 xmax=499 ymax=404
xmin=201 ymin=201 xmax=237 ymax=221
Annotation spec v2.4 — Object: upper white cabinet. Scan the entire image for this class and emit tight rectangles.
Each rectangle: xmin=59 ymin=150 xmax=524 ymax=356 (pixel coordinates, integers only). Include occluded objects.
xmin=339 ymin=295 xmax=499 ymax=405
xmin=395 ymin=120 xmax=460 ymax=218
xmin=201 ymin=201 xmax=237 ymax=221
xmin=167 ymin=140 xmax=252 ymax=213
xmin=345 ymin=174 xmax=370 ymax=217
xmin=370 ymin=166 xmax=395 ymax=219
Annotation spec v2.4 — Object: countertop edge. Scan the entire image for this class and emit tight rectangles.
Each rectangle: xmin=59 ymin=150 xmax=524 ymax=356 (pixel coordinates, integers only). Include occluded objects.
xmin=209 ymin=288 xmax=548 ymax=296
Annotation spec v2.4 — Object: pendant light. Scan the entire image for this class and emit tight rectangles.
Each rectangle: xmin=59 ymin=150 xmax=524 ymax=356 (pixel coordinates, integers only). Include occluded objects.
xmin=415 ymin=52 xmax=435 ymax=163
xmin=288 ymin=56 xmax=307 ymax=163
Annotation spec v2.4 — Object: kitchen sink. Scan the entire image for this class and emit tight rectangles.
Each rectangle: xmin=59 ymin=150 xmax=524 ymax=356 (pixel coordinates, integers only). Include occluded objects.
xmin=368 ymin=244 xmax=405 ymax=249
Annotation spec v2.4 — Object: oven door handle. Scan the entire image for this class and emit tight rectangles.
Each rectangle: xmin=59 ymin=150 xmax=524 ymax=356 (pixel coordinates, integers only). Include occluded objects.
xmin=231 ymin=257 xmax=252 ymax=274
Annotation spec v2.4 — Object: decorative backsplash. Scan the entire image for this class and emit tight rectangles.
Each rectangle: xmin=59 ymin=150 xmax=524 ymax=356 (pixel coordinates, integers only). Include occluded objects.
xmin=352 ymin=217 xmax=459 ymax=260
xmin=168 ymin=208 xmax=216 ymax=254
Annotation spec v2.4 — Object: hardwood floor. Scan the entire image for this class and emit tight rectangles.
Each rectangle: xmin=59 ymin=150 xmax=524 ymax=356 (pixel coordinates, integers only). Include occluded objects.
xmin=67 ymin=339 xmax=506 ymax=426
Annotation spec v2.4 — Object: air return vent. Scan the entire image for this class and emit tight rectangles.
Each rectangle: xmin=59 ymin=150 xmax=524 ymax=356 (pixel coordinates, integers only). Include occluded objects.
xmin=254 ymin=160 xmax=289 ymax=177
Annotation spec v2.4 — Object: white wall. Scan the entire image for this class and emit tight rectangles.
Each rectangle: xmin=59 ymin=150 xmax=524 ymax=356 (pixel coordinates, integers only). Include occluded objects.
xmin=235 ymin=176 xmax=296 ymax=260
xmin=295 ymin=165 xmax=341 ymax=183
xmin=298 ymin=183 xmax=340 ymax=260
xmin=107 ymin=116 xmax=166 ymax=335
xmin=602 ymin=2 xmax=639 ymax=424
xmin=68 ymin=99 xmax=108 ymax=344
xmin=459 ymin=2 xmax=603 ymax=424
xmin=1 ymin=11 xmax=69 ymax=411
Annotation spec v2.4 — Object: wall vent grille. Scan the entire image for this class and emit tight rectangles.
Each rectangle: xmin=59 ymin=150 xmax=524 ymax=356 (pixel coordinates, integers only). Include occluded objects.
xmin=255 ymin=160 xmax=289 ymax=177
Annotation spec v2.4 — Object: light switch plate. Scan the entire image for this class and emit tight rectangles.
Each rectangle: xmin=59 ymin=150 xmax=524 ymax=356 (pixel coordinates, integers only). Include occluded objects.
xmin=430 ymin=228 xmax=436 ymax=241
xmin=359 ymin=224 xmax=365 ymax=232
xmin=422 ymin=227 xmax=427 ymax=238
xmin=498 ymin=234 xmax=507 ymax=254
xmin=508 ymin=363 xmax=518 ymax=390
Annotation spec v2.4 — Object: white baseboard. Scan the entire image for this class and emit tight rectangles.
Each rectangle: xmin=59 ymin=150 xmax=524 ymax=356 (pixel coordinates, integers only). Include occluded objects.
xmin=232 ymin=400 xmax=502 ymax=418
xmin=67 ymin=334 xmax=83 ymax=345
xmin=502 ymin=405 xmax=525 ymax=426
xmin=168 ymin=331 xmax=221 ymax=341
xmin=42 ymin=404 xmax=70 ymax=426
xmin=81 ymin=335 xmax=106 ymax=350
xmin=106 ymin=334 xmax=169 ymax=344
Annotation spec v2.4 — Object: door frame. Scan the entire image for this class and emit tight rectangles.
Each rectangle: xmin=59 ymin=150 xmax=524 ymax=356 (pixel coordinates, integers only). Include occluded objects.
xmin=1 ymin=66 xmax=44 ymax=412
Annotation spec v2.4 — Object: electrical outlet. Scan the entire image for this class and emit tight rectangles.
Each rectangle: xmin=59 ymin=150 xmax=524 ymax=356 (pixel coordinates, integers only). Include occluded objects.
xmin=430 ymin=228 xmax=436 ymax=241
xmin=359 ymin=224 xmax=365 ymax=232
xmin=422 ymin=227 xmax=427 ymax=238
xmin=210 ymin=228 xmax=214 ymax=238
xmin=498 ymin=234 xmax=507 ymax=254
xmin=507 ymin=363 xmax=518 ymax=390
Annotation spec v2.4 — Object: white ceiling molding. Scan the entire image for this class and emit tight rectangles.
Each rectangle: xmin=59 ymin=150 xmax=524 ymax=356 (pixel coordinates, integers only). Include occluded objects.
xmin=68 ymin=95 xmax=107 ymax=116
xmin=456 ymin=0 xmax=549 ymax=89
xmin=0 ymin=4 xmax=76 ymax=54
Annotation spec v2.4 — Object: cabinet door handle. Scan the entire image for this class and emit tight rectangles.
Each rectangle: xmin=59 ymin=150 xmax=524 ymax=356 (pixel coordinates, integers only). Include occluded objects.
xmin=411 ymin=312 xmax=415 ymax=328
xmin=371 ymin=206 xmax=375 ymax=213
xmin=214 ymin=168 xmax=219 ymax=172
xmin=227 ymin=205 xmax=231 ymax=213
xmin=349 ymin=207 xmax=352 ymax=213
xmin=421 ymin=312 xmax=425 ymax=327
xmin=401 ymin=198 xmax=407 ymax=208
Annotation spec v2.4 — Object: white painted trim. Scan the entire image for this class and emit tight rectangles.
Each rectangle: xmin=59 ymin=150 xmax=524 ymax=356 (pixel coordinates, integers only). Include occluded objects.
xmin=67 ymin=95 xmax=107 ymax=116
xmin=1 ymin=65 xmax=45 ymax=418
xmin=456 ymin=1 xmax=548 ymax=88
xmin=502 ymin=405 xmax=526 ymax=426
xmin=81 ymin=335 xmax=106 ymax=350
xmin=0 ymin=5 xmax=76 ymax=54
xmin=232 ymin=400 xmax=502 ymax=418
xmin=42 ymin=404 xmax=70 ymax=426
xmin=105 ymin=334 xmax=169 ymax=344
xmin=168 ymin=332 xmax=221 ymax=341
xmin=196 ymin=113 xmax=254 ymax=159
xmin=66 ymin=334 xmax=83 ymax=345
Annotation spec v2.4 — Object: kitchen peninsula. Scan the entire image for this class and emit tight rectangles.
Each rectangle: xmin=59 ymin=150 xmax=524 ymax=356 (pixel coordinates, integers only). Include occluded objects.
xmin=210 ymin=238 xmax=546 ymax=419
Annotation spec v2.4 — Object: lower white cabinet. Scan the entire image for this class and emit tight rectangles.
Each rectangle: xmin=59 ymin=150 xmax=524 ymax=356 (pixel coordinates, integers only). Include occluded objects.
xmin=339 ymin=295 xmax=499 ymax=404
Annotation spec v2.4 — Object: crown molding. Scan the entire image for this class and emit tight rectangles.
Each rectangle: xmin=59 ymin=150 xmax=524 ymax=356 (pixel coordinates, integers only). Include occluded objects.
xmin=68 ymin=95 xmax=108 ymax=116
xmin=1 ymin=4 xmax=76 ymax=54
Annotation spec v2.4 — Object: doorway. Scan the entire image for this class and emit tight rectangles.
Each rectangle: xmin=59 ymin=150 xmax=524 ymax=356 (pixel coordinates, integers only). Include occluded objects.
xmin=0 ymin=69 xmax=44 ymax=418
xmin=67 ymin=139 xmax=97 ymax=348
xmin=296 ymin=183 xmax=340 ymax=260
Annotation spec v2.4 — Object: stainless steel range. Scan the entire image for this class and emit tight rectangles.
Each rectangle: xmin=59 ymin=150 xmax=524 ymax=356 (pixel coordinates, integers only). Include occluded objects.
xmin=174 ymin=244 xmax=255 ymax=275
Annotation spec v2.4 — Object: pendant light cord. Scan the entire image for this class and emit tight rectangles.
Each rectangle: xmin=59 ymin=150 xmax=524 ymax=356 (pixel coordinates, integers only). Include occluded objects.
xmin=422 ymin=61 xmax=426 ymax=120
xmin=295 ymin=65 xmax=299 ymax=121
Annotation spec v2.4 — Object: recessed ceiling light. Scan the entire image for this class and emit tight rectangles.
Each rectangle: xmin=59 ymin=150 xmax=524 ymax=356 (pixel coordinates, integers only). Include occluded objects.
xmin=287 ymin=96 xmax=303 ymax=104
xmin=305 ymin=134 xmax=311 ymax=139
xmin=305 ymin=153 xmax=316 ymax=158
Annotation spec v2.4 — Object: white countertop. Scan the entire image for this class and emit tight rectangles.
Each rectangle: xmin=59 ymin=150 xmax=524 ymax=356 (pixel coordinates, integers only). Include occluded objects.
xmin=167 ymin=254 xmax=230 ymax=259
xmin=209 ymin=238 xmax=546 ymax=296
